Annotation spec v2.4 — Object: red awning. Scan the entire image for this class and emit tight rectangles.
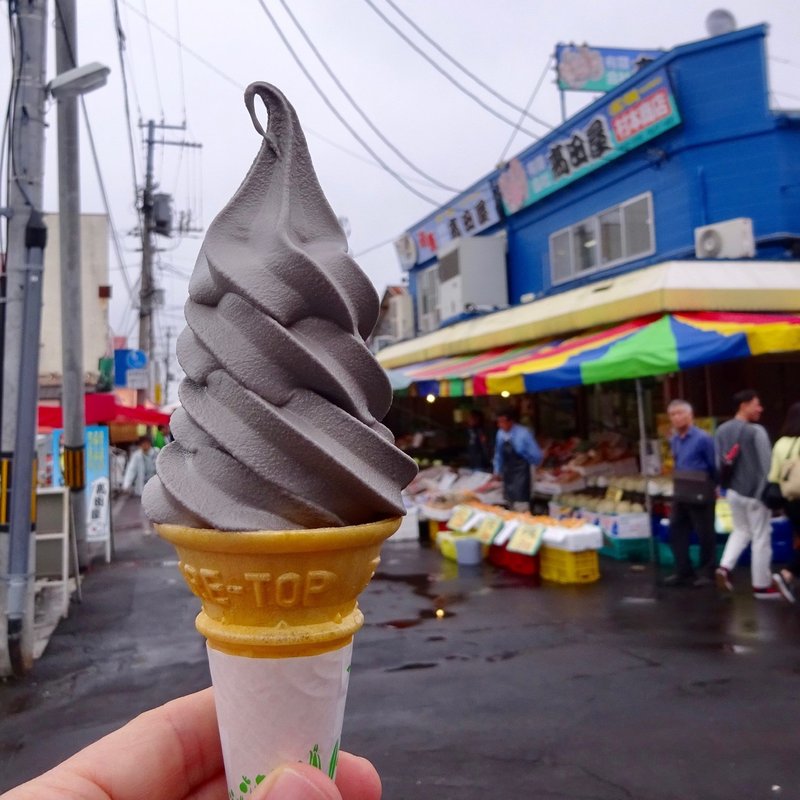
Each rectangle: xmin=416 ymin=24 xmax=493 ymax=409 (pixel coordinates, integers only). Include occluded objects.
xmin=38 ymin=393 xmax=171 ymax=429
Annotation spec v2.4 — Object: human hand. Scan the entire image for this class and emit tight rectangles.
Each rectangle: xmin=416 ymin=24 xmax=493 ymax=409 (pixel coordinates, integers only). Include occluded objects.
xmin=3 ymin=688 xmax=381 ymax=800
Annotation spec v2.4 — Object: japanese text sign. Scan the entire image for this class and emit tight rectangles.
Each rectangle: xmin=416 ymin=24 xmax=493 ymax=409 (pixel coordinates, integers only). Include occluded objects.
xmin=556 ymin=44 xmax=664 ymax=93
xmin=396 ymin=180 xmax=501 ymax=269
xmin=498 ymin=68 xmax=680 ymax=216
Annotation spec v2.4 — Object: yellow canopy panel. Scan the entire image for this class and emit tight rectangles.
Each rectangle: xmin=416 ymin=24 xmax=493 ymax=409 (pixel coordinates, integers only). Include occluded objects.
xmin=377 ymin=260 xmax=800 ymax=369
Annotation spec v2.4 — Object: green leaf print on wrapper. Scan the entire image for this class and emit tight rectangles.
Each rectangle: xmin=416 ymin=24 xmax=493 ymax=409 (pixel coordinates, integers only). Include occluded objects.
xmin=230 ymin=773 xmax=266 ymax=799
xmin=309 ymin=740 xmax=340 ymax=776
xmin=328 ymin=739 xmax=340 ymax=778
xmin=228 ymin=740 xmax=340 ymax=797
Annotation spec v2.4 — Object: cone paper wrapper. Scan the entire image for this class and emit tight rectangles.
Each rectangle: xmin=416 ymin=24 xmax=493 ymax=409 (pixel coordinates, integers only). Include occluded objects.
xmin=209 ymin=642 xmax=352 ymax=794
xmin=155 ymin=519 xmax=400 ymax=794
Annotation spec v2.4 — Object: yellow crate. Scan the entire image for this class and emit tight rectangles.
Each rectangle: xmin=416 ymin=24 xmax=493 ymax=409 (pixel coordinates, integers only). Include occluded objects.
xmin=427 ymin=519 xmax=449 ymax=542
xmin=540 ymin=546 xmax=600 ymax=584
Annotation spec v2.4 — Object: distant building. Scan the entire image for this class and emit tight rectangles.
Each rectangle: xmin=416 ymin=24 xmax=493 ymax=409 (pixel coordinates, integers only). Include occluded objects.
xmin=370 ymin=285 xmax=414 ymax=352
xmin=388 ymin=24 xmax=800 ymax=341
xmin=379 ymin=24 xmax=800 ymax=436
xmin=39 ymin=213 xmax=111 ymax=399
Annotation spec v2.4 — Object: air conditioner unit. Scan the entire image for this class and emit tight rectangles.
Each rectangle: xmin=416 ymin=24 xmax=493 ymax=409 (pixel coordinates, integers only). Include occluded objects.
xmin=416 ymin=264 xmax=440 ymax=334
xmin=694 ymin=217 xmax=755 ymax=259
xmin=437 ymin=235 xmax=508 ymax=321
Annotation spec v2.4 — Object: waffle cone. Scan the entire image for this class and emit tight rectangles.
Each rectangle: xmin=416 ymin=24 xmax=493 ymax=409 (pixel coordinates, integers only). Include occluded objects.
xmin=156 ymin=518 xmax=400 ymax=658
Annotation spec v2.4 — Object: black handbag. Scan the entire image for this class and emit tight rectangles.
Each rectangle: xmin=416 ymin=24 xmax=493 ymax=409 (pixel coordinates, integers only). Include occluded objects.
xmin=672 ymin=470 xmax=716 ymax=504
xmin=761 ymin=481 xmax=784 ymax=511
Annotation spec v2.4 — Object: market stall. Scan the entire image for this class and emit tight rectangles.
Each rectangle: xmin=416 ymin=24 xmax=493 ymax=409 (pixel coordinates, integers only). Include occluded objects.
xmin=390 ymin=311 xmax=800 ymax=576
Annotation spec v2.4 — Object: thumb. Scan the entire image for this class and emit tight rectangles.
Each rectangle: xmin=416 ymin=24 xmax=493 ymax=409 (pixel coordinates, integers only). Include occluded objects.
xmin=253 ymin=764 xmax=342 ymax=800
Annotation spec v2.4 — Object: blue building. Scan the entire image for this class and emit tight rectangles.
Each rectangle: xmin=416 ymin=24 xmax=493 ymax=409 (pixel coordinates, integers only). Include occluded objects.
xmin=379 ymin=23 xmax=800 ymax=439
xmin=386 ymin=24 xmax=799 ymax=336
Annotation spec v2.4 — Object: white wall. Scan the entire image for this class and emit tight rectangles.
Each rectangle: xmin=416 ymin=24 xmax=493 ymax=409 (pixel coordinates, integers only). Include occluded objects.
xmin=40 ymin=213 xmax=110 ymax=383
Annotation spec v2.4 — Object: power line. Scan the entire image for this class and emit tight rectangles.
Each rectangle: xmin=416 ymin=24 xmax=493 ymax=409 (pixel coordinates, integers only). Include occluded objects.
xmin=80 ymin=97 xmax=136 ymax=305
xmin=254 ymin=0 xmax=446 ymax=206
xmin=118 ymin=0 xmax=144 ymax=120
xmin=361 ymin=0 xmax=544 ymax=139
xmin=172 ymin=0 xmax=187 ymax=125
xmin=0 ymin=7 xmax=18 ymax=254
xmin=383 ymin=0 xmax=554 ymax=130
xmin=276 ymin=0 xmax=458 ymax=193
xmin=52 ymin=0 xmax=138 ymax=313
xmin=353 ymin=236 xmax=396 ymax=258
xmin=141 ymin=0 xmax=165 ymax=120
xmin=111 ymin=0 xmax=143 ymax=225
xmin=118 ymin=0 xmax=448 ymax=192
xmin=6 ymin=6 xmax=35 ymax=211
xmin=497 ymin=57 xmax=553 ymax=166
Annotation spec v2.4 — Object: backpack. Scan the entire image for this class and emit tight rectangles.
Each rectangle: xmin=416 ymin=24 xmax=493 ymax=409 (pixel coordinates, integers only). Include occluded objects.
xmin=779 ymin=438 xmax=800 ymax=502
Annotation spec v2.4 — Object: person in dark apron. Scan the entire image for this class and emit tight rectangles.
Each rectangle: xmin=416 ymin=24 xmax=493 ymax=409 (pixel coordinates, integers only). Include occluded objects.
xmin=493 ymin=407 xmax=543 ymax=512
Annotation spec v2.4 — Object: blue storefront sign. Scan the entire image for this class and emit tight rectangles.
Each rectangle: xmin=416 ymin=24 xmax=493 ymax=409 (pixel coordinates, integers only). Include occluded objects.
xmin=395 ymin=180 xmax=501 ymax=269
xmin=498 ymin=67 xmax=681 ymax=216
xmin=52 ymin=425 xmax=111 ymax=543
xmin=556 ymin=44 xmax=664 ymax=93
xmin=113 ymin=348 xmax=148 ymax=388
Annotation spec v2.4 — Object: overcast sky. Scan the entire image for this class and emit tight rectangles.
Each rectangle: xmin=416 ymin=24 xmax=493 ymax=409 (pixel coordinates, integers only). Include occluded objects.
xmin=2 ymin=0 xmax=799 ymax=384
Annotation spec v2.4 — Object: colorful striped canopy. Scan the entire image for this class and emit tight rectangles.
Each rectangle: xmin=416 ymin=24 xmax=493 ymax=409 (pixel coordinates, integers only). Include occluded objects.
xmin=387 ymin=312 xmax=800 ymax=398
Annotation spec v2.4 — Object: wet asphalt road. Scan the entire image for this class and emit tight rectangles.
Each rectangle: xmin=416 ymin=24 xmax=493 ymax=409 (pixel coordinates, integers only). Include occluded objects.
xmin=2 ymin=501 xmax=800 ymax=799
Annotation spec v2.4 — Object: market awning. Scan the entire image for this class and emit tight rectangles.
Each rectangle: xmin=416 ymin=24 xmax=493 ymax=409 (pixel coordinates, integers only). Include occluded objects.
xmin=377 ymin=260 xmax=800 ymax=370
xmin=389 ymin=312 xmax=800 ymax=397
xmin=38 ymin=393 xmax=172 ymax=429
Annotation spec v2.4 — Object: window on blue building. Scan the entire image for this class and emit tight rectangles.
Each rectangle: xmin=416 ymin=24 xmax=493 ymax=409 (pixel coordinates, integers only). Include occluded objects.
xmin=573 ymin=222 xmax=598 ymax=272
xmin=549 ymin=192 xmax=654 ymax=284
xmin=623 ymin=196 xmax=652 ymax=257
xmin=551 ymin=230 xmax=571 ymax=283
xmin=599 ymin=208 xmax=623 ymax=264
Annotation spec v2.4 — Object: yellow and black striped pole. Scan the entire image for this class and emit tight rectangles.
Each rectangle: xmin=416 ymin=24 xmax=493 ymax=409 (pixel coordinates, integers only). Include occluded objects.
xmin=62 ymin=444 xmax=85 ymax=491
xmin=0 ymin=453 xmax=11 ymax=531
xmin=0 ymin=455 xmax=38 ymax=531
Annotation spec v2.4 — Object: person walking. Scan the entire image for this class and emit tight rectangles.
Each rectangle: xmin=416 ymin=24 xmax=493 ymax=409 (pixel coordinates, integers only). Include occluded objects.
xmin=122 ymin=435 xmax=159 ymax=497
xmin=770 ymin=402 xmax=800 ymax=603
xmin=492 ymin=407 xmax=542 ymax=512
xmin=714 ymin=390 xmax=780 ymax=599
xmin=664 ymin=399 xmax=718 ymax=587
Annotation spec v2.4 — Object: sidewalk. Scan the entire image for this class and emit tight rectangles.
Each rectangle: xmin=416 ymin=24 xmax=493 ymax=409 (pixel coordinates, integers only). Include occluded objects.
xmin=2 ymin=498 xmax=211 ymax=787
xmin=3 ymin=504 xmax=800 ymax=797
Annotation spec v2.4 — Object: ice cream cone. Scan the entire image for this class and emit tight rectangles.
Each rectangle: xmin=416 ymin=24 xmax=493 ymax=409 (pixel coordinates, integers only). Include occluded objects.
xmin=157 ymin=517 xmax=400 ymax=792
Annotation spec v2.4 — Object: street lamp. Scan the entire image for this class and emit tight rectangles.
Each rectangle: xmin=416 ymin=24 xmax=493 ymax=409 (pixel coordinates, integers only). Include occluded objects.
xmin=47 ymin=51 xmax=110 ymax=572
xmin=46 ymin=62 xmax=110 ymax=99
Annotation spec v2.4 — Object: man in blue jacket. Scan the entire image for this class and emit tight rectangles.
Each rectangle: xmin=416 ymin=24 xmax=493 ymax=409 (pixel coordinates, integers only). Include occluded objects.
xmin=666 ymin=399 xmax=718 ymax=587
xmin=493 ymin=407 xmax=542 ymax=512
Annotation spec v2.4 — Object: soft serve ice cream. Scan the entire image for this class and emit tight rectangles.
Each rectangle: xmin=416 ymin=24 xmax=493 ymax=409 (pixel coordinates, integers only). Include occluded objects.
xmin=143 ymin=82 xmax=417 ymax=531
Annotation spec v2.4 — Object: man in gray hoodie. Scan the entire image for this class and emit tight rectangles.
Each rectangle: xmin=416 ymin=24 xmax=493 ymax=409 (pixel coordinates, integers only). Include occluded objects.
xmin=714 ymin=390 xmax=777 ymax=598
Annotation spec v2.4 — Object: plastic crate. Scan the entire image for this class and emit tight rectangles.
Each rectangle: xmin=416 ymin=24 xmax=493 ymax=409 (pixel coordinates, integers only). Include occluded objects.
xmin=599 ymin=537 xmax=652 ymax=563
xmin=487 ymin=544 xmax=539 ymax=576
xmin=540 ymin=546 xmax=600 ymax=584
xmin=599 ymin=512 xmax=650 ymax=540
xmin=657 ymin=541 xmax=725 ymax=568
xmin=427 ymin=519 xmax=449 ymax=543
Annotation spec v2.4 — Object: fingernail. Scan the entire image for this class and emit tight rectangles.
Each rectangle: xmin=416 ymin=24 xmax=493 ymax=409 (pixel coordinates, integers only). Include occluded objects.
xmin=256 ymin=765 xmax=331 ymax=800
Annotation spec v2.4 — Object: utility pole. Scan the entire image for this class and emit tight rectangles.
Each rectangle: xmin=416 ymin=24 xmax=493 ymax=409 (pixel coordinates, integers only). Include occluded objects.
xmin=54 ymin=0 xmax=88 ymax=567
xmin=137 ymin=120 xmax=156 ymax=408
xmin=163 ymin=327 xmax=173 ymax=406
xmin=137 ymin=121 xmax=201 ymax=407
xmin=1 ymin=0 xmax=49 ymax=677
